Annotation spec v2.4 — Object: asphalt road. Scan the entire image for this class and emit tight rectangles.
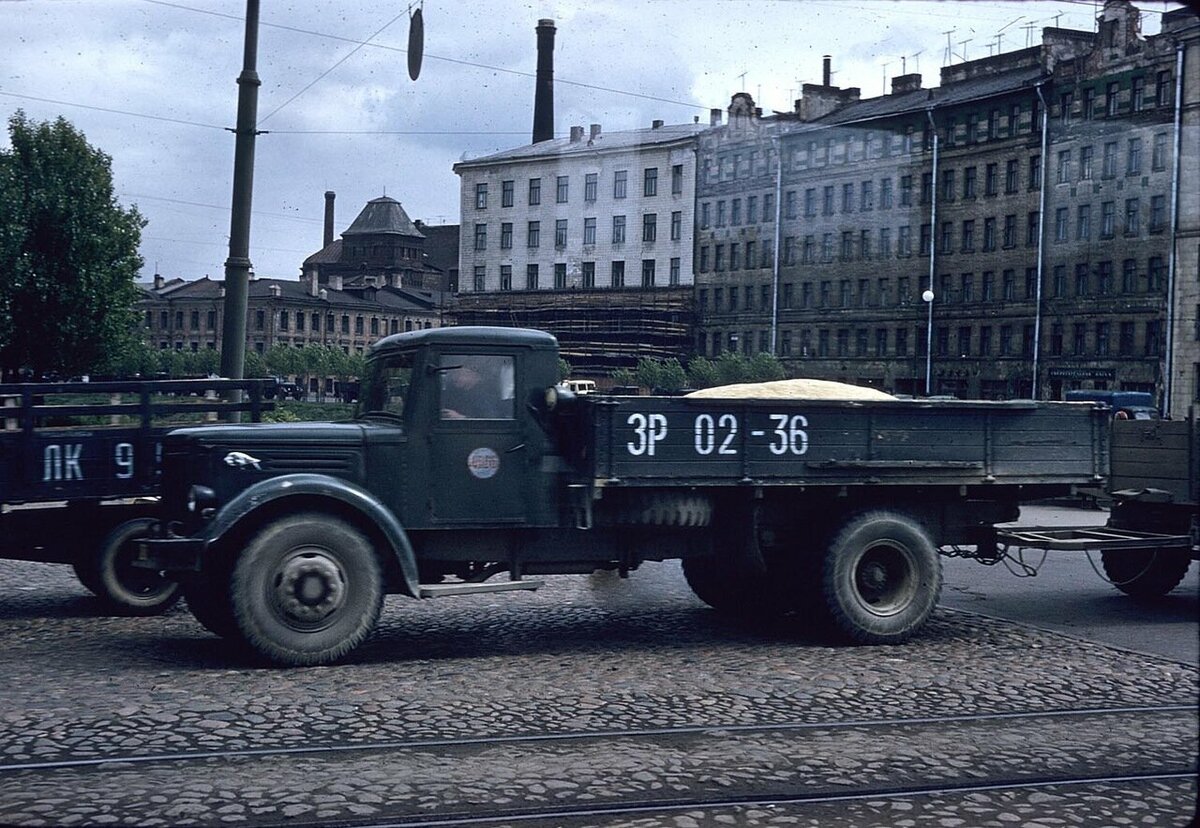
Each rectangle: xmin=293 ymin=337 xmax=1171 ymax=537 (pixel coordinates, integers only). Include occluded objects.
xmin=940 ymin=503 xmax=1200 ymax=665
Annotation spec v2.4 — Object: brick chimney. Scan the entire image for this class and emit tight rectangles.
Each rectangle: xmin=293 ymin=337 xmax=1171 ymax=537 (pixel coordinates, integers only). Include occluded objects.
xmin=569 ymin=125 xmax=584 ymax=142
xmin=532 ymin=19 xmax=556 ymax=143
xmin=323 ymin=191 xmax=335 ymax=248
xmin=891 ymin=73 xmax=922 ymax=95
xmin=589 ymin=123 xmax=601 ymax=139
xmin=710 ymin=108 xmax=723 ymax=126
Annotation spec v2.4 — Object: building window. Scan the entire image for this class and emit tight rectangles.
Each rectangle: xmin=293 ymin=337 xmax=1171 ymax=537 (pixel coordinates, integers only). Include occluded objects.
xmin=643 ymin=167 xmax=658 ymax=197
xmin=1077 ymin=205 xmax=1091 ymax=240
xmin=669 ymin=257 xmax=680 ymax=286
xmin=1005 ymin=159 xmax=1018 ymax=193
xmin=207 ymin=310 xmax=217 ymax=330
xmin=1057 ymin=150 xmax=1071 ymax=184
xmin=1052 ymin=265 xmax=1067 ymax=298
xmin=611 ymin=260 xmax=625 ymax=287
xmin=716 ymin=201 xmax=726 ymax=227
xmin=1079 ymin=145 xmax=1093 ymax=180
xmin=642 ymin=213 xmax=657 ymax=242
xmin=613 ymin=169 xmax=627 ymax=199
xmin=941 ymin=169 xmax=956 ymax=202
xmin=1026 ymin=211 xmax=1039 ymax=247
xmin=1028 ymin=155 xmax=1041 ymax=190
xmin=983 ymin=217 xmax=996 ymax=251
xmin=1150 ymin=195 xmax=1166 ymax=233
xmin=501 ymin=179 xmax=514 ymax=207
xmin=1101 ymin=201 xmax=1115 ymax=238
xmin=556 ymin=175 xmax=569 ymax=203
xmin=584 ymin=173 xmax=597 ymax=202
xmin=1103 ymin=142 xmax=1118 ymax=178
xmin=1082 ymin=87 xmax=1095 ymax=120
xmin=528 ymin=177 xmax=541 ymax=205
xmin=1132 ymin=76 xmax=1145 ymax=112
xmin=1075 ymin=263 xmax=1089 ymax=297
xmin=555 ymin=218 xmax=568 ymax=248
xmin=554 ymin=263 xmax=567 ymax=289
xmin=961 ymin=220 xmax=975 ymax=252
xmin=700 ymin=202 xmax=710 ymax=229
xmin=669 ymin=210 xmax=682 ymax=241
xmin=1119 ymin=321 xmax=1134 ymax=355
xmin=1003 ymin=214 xmax=1016 ymax=248
xmin=1106 ymin=81 xmax=1119 ymax=117
xmin=919 ymin=224 xmax=931 ymax=256
xmin=475 ymin=182 xmax=488 ymax=209
xmin=527 ymin=221 xmax=540 ymax=247
xmin=1098 ymin=260 xmax=1114 ymax=295
xmin=641 ymin=259 xmax=656 ymax=287
xmin=1127 ymin=137 xmax=1142 ymax=175
xmin=278 ymin=310 xmax=288 ymax=331
xmin=1055 ymin=208 xmax=1069 ymax=242
xmin=190 ymin=310 xmax=200 ymax=330
xmin=1059 ymin=92 xmax=1073 ymax=126
xmin=582 ymin=261 xmax=595 ymax=288
xmin=473 ymin=223 xmax=487 ymax=250
xmin=500 ymin=265 xmax=512 ymax=291
xmin=1152 ymin=132 xmax=1168 ymax=171
xmin=526 ymin=264 xmax=539 ymax=290
xmin=963 ymin=166 xmax=976 ymax=199
xmin=672 ymin=164 xmax=683 ymax=194
xmin=500 ymin=222 xmax=513 ymax=249
xmin=1125 ymin=198 xmax=1140 ymax=236
xmin=1002 ymin=270 xmax=1015 ymax=301
xmin=823 ymin=185 xmax=835 ymax=215
xmin=921 ymin=172 xmax=933 ymax=204
xmin=900 ymin=175 xmax=913 ymax=206
xmin=1096 ymin=322 xmax=1110 ymax=356
xmin=1122 ymin=258 xmax=1137 ymax=293
xmin=731 ymin=198 xmax=742 ymax=225
xmin=1148 ymin=256 xmax=1165 ymax=292
xmin=612 ymin=215 xmax=626 ymax=244
xmin=984 ymin=163 xmax=997 ymax=196
xmin=583 ymin=217 xmax=597 ymax=246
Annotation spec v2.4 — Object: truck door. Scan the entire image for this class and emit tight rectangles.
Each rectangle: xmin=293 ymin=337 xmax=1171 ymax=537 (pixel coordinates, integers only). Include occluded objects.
xmin=429 ymin=353 xmax=526 ymax=523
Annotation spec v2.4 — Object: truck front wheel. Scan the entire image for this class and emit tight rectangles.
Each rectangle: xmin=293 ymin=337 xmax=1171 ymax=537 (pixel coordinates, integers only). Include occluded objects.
xmin=80 ymin=518 xmax=182 ymax=616
xmin=820 ymin=512 xmax=941 ymax=645
xmin=230 ymin=514 xmax=384 ymax=666
xmin=1100 ymin=548 xmax=1192 ymax=598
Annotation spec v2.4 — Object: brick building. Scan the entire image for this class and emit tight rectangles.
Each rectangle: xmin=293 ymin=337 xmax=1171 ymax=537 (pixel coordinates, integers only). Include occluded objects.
xmin=696 ymin=0 xmax=1198 ymax=410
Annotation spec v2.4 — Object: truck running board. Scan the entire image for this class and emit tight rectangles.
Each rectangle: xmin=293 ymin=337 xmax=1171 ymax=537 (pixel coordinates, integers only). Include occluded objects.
xmin=417 ymin=579 xmax=545 ymax=598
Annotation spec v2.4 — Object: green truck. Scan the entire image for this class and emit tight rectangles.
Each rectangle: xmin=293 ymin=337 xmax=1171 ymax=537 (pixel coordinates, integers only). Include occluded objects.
xmin=137 ymin=326 xmax=1135 ymax=666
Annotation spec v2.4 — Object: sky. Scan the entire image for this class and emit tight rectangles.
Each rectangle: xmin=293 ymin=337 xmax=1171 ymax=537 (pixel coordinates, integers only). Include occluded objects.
xmin=0 ymin=0 xmax=1183 ymax=282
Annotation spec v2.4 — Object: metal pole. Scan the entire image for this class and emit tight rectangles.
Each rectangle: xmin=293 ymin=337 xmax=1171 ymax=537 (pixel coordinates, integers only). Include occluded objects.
xmin=925 ymin=109 xmax=939 ymax=396
xmin=1163 ymin=43 xmax=1184 ymax=417
xmin=220 ymin=0 xmax=262 ymax=394
xmin=770 ymin=135 xmax=783 ymax=355
xmin=1033 ymin=83 xmax=1049 ymax=400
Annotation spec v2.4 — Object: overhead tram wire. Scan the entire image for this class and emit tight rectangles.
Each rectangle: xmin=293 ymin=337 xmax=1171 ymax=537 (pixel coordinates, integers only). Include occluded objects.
xmin=137 ymin=0 xmax=706 ymax=115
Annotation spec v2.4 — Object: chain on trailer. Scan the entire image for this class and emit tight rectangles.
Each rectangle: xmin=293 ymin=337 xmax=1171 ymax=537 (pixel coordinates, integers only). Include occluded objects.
xmin=940 ymin=541 xmax=1169 ymax=586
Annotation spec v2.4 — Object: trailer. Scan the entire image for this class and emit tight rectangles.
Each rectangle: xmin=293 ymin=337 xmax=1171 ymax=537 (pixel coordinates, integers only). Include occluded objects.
xmin=996 ymin=413 xmax=1198 ymax=596
xmin=0 ymin=378 xmax=271 ymax=613
xmin=136 ymin=327 xmax=1111 ymax=665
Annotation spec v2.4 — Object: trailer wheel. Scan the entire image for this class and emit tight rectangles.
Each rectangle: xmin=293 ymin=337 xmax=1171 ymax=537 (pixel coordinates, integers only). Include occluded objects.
xmin=1100 ymin=548 xmax=1192 ymax=598
xmin=820 ymin=511 xmax=941 ymax=645
xmin=85 ymin=518 xmax=182 ymax=615
xmin=680 ymin=556 xmax=791 ymax=618
xmin=230 ymin=514 xmax=383 ymax=666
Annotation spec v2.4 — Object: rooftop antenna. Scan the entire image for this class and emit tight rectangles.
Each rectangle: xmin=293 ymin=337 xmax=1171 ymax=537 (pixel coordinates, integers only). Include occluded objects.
xmin=957 ymin=38 xmax=972 ymax=62
xmin=911 ymin=49 xmax=924 ymax=74
xmin=737 ymin=70 xmax=747 ymax=90
xmin=881 ymin=60 xmax=891 ymax=95
xmin=943 ymin=29 xmax=956 ymax=66
xmin=1022 ymin=21 xmax=1037 ymax=48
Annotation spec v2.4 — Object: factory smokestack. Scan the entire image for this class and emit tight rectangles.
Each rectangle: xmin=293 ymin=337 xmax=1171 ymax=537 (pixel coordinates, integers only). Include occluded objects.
xmin=533 ymin=19 xmax=556 ymax=143
xmin=323 ymin=191 xmax=335 ymax=248
xmin=823 ymin=55 xmax=832 ymax=86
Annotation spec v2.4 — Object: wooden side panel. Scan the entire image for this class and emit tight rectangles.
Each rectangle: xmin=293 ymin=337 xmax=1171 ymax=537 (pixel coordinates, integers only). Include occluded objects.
xmin=1110 ymin=418 xmax=1197 ymax=504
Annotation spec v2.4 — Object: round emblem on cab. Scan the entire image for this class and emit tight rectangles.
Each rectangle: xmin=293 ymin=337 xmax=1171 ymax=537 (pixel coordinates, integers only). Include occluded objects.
xmin=466 ymin=447 xmax=500 ymax=479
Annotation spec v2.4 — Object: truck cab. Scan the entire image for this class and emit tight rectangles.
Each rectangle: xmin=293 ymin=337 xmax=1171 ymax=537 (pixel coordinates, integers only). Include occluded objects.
xmin=357 ymin=326 xmax=563 ymax=529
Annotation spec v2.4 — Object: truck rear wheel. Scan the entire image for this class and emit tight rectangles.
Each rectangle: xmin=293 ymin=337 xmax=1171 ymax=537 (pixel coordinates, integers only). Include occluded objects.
xmin=1100 ymin=548 xmax=1192 ymax=598
xmin=81 ymin=518 xmax=182 ymax=616
xmin=680 ymin=555 xmax=792 ymax=618
xmin=820 ymin=511 xmax=941 ymax=645
xmin=230 ymin=513 xmax=384 ymax=666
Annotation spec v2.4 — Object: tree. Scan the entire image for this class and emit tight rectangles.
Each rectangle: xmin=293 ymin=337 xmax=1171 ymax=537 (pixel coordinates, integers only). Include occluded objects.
xmin=0 ymin=111 xmax=146 ymax=378
xmin=747 ymin=352 xmax=787 ymax=382
xmin=557 ymin=358 xmax=572 ymax=382
xmin=686 ymin=357 xmax=718 ymax=389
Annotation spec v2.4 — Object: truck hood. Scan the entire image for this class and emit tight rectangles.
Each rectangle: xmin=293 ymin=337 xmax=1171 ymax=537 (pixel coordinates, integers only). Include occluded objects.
xmin=168 ymin=421 xmax=368 ymax=445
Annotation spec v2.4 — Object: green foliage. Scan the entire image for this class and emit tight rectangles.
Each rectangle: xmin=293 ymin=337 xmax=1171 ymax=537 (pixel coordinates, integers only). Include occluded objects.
xmin=656 ymin=358 xmax=688 ymax=392
xmin=610 ymin=367 xmax=636 ymax=387
xmin=0 ymin=111 xmax=146 ymax=377
xmin=243 ymin=349 xmax=269 ymax=378
xmin=747 ymin=352 xmax=787 ymax=382
xmin=686 ymin=357 xmax=718 ymax=389
xmin=634 ymin=358 xmax=662 ymax=391
xmin=714 ymin=352 xmax=747 ymax=385
xmin=557 ymin=358 xmax=572 ymax=382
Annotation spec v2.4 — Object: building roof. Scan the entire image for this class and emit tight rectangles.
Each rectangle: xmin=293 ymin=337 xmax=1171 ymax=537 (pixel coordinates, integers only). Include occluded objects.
xmin=342 ymin=196 xmax=425 ymax=238
xmin=303 ymin=239 xmax=343 ymax=267
xmin=138 ymin=276 xmax=393 ymax=311
xmin=454 ymin=123 xmax=708 ymax=169
xmin=415 ymin=222 xmax=459 ymax=274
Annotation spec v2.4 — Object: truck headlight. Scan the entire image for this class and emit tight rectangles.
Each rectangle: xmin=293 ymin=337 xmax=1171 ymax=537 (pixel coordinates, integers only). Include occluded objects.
xmin=186 ymin=485 xmax=217 ymax=513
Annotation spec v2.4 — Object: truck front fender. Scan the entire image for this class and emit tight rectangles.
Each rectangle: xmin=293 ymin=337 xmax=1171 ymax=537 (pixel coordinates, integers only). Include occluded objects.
xmin=202 ymin=473 xmax=420 ymax=598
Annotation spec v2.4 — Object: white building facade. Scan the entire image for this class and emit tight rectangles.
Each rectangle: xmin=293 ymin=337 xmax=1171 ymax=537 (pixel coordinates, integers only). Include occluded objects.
xmin=454 ymin=122 xmax=706 ymax=297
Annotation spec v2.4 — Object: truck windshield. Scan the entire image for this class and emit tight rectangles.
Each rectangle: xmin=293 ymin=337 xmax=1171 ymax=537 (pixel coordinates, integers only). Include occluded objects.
xmin=357 ymin=354 xmax=413 ymax=423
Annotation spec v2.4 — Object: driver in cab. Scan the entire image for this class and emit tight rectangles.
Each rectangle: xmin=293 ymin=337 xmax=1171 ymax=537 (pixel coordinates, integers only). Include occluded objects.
xmin=439 ymin=355 xmax=513 ymax=420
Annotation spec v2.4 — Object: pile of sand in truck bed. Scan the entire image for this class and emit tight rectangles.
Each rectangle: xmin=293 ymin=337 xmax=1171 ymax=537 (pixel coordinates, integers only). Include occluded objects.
xmin=685 ymin=379 xmax=895 ymax=401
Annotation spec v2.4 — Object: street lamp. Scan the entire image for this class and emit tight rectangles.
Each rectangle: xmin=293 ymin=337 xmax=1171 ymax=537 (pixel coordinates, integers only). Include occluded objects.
xmin=922 ymin=288 xmax=934 ymax=395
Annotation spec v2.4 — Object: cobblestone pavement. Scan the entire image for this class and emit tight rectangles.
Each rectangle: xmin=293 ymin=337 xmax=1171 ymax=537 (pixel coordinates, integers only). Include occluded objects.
xmin=0 ymin=558 xmax=1196 ymax=827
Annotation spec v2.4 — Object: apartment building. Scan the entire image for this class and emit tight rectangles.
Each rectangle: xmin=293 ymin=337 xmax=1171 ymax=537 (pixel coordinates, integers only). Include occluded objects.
xmin=696 ymin=0 xmax=1198 ymax=409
